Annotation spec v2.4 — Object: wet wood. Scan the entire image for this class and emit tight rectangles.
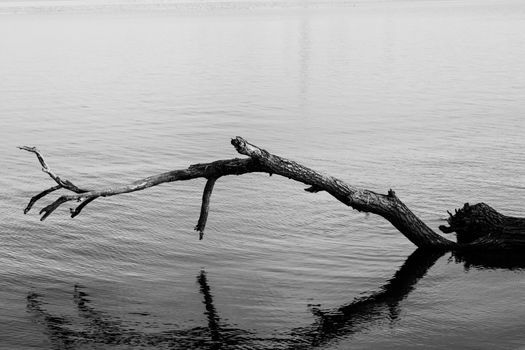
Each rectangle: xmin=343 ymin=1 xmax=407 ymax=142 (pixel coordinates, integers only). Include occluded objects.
xmin=440 ymin=202 xmax=525 ymax=250
xmin=20 ymin=137 xmax=523 ymax=251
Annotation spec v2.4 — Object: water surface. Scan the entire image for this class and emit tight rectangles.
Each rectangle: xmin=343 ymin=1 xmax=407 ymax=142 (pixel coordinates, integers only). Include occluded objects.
xmin=0 ymin=0 xmax=524 ymax=348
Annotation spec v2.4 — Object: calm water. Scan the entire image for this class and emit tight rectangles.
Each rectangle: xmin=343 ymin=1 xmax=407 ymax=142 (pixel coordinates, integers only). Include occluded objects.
xmin=1 ymin=0 xmax=524 ymax=348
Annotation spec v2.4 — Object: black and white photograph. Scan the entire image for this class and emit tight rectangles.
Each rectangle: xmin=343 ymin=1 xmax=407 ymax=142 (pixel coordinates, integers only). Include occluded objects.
xmin=0 ymin=0 xmax=524 ymax=348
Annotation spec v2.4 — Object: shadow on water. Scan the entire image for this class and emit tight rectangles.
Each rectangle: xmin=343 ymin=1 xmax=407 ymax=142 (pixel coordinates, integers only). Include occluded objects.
xmin=27 ymin=249 xmax=525 ymax=349
xmin=451 ymin=250 xmax=525 ymax=271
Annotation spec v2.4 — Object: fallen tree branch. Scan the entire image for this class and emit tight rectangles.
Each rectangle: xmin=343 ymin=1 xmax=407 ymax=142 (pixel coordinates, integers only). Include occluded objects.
xmin=20 ymin=137 xmax=524 ymax=250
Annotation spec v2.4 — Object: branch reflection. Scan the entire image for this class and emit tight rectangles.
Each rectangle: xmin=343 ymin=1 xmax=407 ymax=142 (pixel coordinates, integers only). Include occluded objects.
xmin=290 ymin=249 xmax=444 ymax=348
xmin=27 ymin=249 xmax=524 ymax=349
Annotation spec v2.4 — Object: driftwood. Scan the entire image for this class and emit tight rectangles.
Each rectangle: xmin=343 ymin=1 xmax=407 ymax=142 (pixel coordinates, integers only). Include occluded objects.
xmin=19 ymin=137 xmax=524 ymax=251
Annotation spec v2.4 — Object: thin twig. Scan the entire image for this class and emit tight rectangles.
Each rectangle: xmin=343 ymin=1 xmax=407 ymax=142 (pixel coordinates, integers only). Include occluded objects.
xmin=70 ymin=197 xmax=99 ymax=218
xmin=18 ymin=146 xmax=87 ymax=193
xmin=24 ymin=185 xmax=61 ymax=214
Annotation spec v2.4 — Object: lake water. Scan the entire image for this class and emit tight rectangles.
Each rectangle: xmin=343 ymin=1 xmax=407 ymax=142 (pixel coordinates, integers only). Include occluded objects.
xmin=1 ymin=0 xmax=524 ymax=348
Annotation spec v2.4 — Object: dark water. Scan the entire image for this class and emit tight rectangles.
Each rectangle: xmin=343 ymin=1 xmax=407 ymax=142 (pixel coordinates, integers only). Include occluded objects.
xmin=1 ymin=0 xmax=524 ymax=348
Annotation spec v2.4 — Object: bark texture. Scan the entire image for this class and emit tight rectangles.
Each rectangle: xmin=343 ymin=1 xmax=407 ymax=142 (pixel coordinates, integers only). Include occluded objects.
xmin=440 ymin=202 xmax=525 ymax=250
xmin=20 ymin=137 xmax=523 ymax=251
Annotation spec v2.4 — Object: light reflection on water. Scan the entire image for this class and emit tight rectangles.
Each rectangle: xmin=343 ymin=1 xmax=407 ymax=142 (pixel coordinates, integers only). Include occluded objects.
xmin=0 ymin=0 xmax=524 ymax=348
